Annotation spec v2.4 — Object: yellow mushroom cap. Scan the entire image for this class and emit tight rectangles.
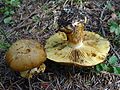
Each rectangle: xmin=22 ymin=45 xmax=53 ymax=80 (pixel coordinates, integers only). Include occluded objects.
xmin=5 ymin=39 xmax=46 ymax=72
xmin=45 ymin=31 xmax=110 ymax=66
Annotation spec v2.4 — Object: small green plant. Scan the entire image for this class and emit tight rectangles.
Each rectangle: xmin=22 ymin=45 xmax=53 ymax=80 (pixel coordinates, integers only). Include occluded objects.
xmin=108 ymin=20 xmax=120 ymax=35
xmin=95 ymin=55 xmax=120 ymax=74
xmin=106 ymin=1 xmax=115 ymax=12
xmin=3 ymin=16 xmax=13 ymax=24
xmin=0 ymin=41 xmax=10 ymax=50
xmin=0 ymin=29 xmax=10 ymax=50
xmin=0 ymin=0 xmax=21 ymax=24
xmin=106 ymin=1 xmax=120 ymax=36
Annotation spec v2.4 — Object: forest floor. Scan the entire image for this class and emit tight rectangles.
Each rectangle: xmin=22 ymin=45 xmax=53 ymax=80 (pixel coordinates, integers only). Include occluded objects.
xmin=0 ymin=0 xmax=120 ymax=90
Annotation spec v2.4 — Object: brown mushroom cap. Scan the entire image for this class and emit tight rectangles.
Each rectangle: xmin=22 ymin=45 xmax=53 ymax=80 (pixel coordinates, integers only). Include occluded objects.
xmin=5 ymin=39 xmax=46 ymax=72
xmin=45 ymin=31 xmax=110 ymax=66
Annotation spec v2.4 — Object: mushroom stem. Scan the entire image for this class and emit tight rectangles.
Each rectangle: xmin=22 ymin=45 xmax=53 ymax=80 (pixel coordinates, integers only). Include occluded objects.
xmin=66 ymin=23 xmax=84 ymax=48
xmin=20 ymin=63 xmax=46 ymax=78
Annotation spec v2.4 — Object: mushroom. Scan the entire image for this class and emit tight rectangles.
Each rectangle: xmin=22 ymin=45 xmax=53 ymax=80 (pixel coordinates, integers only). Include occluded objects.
xmin=5 ymin=39 xmax=46 ymax=78
xmin=45 ymin=22 xmax=110 ymax=66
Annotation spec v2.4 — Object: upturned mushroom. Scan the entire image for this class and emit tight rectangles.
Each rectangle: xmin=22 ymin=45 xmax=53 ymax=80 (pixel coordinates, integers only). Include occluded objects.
xmin=5 ymin=39 xmax=46 ymax=78
xmin=45 ymin=22 xmax=110 ymax=66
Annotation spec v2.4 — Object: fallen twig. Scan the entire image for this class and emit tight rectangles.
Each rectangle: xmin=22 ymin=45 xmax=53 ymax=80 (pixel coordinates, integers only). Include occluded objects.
xmin=28 ymin=78 xmax=32 ymax=90
xmin=0 ymin=82 xmax=5 ymax=90
xmin=110 ymin=44 xmax=120 ymax=60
